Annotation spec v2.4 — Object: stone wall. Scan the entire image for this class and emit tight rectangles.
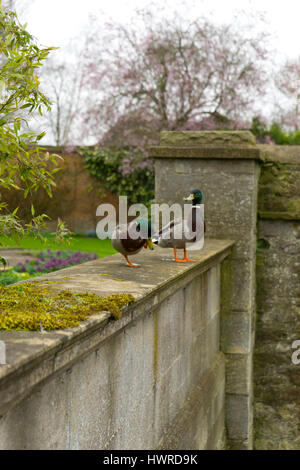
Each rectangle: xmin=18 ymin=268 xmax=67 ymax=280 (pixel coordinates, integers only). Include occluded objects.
xmin=151 ymin=134 xmax=300 ymax=450
xmin=151 ymin=131 xmax=261 ymax=449
xmin=0 ymin=241 xmax=232 ymax=450
xmin=254 ymin=145 xmax=300 ymax=449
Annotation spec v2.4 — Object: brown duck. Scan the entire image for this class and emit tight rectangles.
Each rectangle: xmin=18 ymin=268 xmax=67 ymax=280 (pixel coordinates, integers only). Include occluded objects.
xmin=111 ymin=218 xmax=154 ymax=267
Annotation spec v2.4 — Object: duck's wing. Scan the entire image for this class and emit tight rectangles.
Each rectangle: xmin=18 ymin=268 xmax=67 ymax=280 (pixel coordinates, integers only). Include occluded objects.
xmin=152 ymin=218 xmax=185 ymax=248
xmin=155 ymin=217 xmax=183 ymax=237
xmin=111 ymin=225 xmax=127 ymax=254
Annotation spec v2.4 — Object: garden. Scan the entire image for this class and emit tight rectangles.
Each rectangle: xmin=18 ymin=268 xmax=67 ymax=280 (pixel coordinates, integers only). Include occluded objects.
xmin=0 ymin=233 xmax=116 ymax=285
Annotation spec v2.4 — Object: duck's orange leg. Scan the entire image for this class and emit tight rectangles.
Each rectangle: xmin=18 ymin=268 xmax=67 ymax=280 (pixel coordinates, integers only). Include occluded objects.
xmin=173 ymin=248 xmax=186 ymax=263
xmin=183 ymin=248 xmax=196 ymax=262
xmin=124 ymin=255 xmax=140 ymax=267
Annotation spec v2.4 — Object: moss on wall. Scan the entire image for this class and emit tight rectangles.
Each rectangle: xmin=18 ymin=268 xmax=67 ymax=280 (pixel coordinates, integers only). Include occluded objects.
xmin=255 ymin=147 xmax=300 ymax=449
xmin=255 ymin=216 xmax=300 ymax=449
xmin=258 ymin=162 xmax=300 ymax=219
xmin=0 ymin=282 xmax=135 ymax=330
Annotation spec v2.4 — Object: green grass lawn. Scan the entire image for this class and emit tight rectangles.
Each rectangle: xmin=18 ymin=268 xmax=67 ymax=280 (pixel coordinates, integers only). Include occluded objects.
xmin=0 ymin=233 xmax=117 ymax=258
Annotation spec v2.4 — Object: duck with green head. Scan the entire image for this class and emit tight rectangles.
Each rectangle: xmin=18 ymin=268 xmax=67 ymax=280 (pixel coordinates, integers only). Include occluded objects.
xmin=152 ymin=189 xmax=205 ymax=263
xmin=111 ymin=218 xmax=154 ymax=267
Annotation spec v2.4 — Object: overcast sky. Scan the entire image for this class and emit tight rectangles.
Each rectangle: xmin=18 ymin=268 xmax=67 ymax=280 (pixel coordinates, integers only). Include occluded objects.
xmin=13 ymin=0 xmax=299 ymax=144
xmin=20 ymin=0 xmax=300 ymax=62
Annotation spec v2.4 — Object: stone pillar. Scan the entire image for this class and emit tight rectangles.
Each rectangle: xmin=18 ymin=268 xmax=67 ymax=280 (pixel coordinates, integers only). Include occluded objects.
xmin=150 ymin=131 xmax=262 ymax=450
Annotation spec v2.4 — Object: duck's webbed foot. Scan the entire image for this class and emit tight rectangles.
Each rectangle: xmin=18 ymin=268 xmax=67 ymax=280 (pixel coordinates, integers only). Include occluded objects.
xmin=125 ymin=255 xmax=140 ymax=268
xmin=183 ymin=248 xmax=196 ymax=262
xmin=173 ymin=248 xmax=186 ymax=263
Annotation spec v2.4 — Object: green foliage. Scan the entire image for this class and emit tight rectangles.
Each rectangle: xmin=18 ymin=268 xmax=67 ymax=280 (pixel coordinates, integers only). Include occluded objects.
xmin=53 ymin=218 xmax=72 ymax=245
xmin=0 ymin=233 xmax=116 ymax=256
xmin=80 ymin=147 xmax=154 ymax=206
xmin=0 ymin=269 xmax=31 ymax=285
xmin=0 ymin=7 xmax=58 ymax=193
xmin=251 ymin=117 xmax=300 ymax=145
xmin=0 ymin=5 xmax=71 ymax=242
xmin=268 ymin=123 xmax=300 ymax=145
xmin=250 ymin=116 xmax=268 ymax=143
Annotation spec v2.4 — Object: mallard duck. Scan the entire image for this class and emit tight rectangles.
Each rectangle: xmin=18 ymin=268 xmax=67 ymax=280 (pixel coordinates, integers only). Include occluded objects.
xmin=111 ymin=218 xmax=154 ymax=267
xmin=152 ymin=189 xmax=204 ymax=263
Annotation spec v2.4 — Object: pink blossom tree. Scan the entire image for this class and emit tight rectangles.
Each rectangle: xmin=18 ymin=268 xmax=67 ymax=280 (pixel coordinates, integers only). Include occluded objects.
xmin=83 ymin=8 xmax=271 ymax=169
xmin=275 ymin=58 xmax=300 ymax=132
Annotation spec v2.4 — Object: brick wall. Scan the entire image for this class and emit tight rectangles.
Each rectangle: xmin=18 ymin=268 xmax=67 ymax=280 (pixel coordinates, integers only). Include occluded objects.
xmin=3 ymin=147 xmax=118 ymax=233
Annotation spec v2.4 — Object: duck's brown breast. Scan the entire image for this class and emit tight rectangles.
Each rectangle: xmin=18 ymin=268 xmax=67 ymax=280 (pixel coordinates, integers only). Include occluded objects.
xmin=122 ymin=235 xmax=145 ymax=254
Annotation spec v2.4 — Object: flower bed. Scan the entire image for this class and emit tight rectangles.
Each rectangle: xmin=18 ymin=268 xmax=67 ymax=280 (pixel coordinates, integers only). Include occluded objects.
xmin=0 ymin=250 xmax=98 ymax=285
xmin=14 ymin=249 xmax=98 ymax=274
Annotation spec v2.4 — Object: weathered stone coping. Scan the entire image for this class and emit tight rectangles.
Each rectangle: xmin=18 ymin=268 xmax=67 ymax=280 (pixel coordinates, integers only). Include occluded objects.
xmin=258 ymin=144 xmax=300 ymax=164
xmin=0 ymin=239 xmax=234 ymax=416
xmin=149 ymin=146 xmax=262 ymax=161
xmin=159 ymin=130 xmax=257 ymax=147
xmin=258 ymin=145 xmax=300 ymax=221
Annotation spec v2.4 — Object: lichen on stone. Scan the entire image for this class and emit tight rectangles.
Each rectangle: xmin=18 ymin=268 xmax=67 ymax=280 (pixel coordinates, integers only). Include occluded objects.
xmin=258 ymin=162 xmax=300 ymax=218
xmin=0 ymin=283 xmax=135 ymax=331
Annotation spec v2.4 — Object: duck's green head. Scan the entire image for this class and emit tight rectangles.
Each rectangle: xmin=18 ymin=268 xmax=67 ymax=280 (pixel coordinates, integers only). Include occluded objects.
xmin=184 ymin=189 xmax=203 ymax=205
xmin=137 ymin=219 xmax=154 ymax=250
